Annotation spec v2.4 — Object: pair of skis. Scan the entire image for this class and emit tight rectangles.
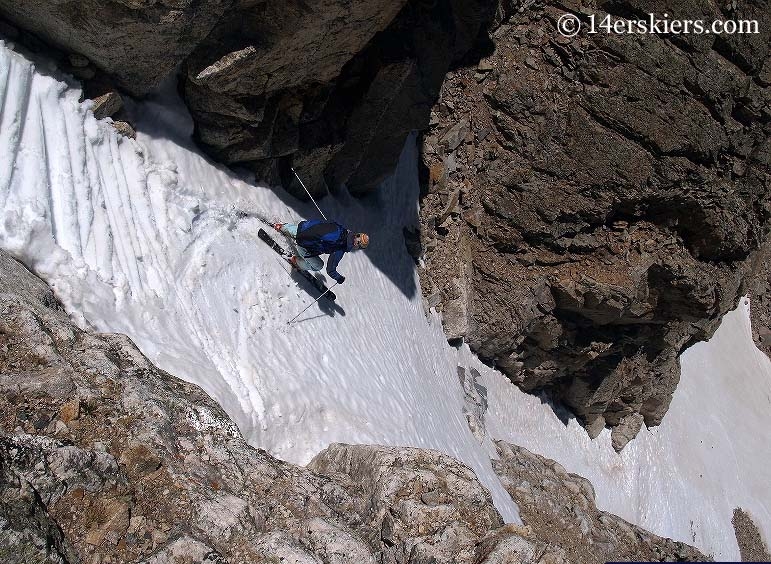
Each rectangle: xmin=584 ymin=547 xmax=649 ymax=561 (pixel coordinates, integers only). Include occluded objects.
xmin=257 ymin=228 xmax=337 ymax=303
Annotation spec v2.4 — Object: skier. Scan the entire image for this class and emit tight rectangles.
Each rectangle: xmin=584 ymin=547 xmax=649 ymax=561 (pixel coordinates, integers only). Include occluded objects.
xmin=272 ymin=220 xmax=369 ymax=284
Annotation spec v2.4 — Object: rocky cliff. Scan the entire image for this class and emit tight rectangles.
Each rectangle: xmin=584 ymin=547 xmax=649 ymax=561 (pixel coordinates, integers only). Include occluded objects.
xmin=0 ymin=249 xmax=712 ymax=562
xmin=181 ymin=0 xmax=497 ymax=195
xmin=0 ymin=0 xmax=230 ymax=96
xmin=417 ymin=0 xmax=771 ymax=448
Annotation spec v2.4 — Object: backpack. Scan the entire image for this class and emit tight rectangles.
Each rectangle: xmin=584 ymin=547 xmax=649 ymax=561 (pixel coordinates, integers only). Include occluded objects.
xmin=296 ymin=220 xmax=349 ymax=256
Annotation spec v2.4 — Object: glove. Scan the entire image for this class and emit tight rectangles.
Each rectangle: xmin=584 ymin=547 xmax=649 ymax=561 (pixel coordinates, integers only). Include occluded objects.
xmin=333 ymin=275 xmax=346 ymax=284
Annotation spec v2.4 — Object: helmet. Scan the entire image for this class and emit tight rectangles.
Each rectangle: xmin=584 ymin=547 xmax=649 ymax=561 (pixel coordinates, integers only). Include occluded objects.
xmin=356 ymin=233 xmax=370 ymax=249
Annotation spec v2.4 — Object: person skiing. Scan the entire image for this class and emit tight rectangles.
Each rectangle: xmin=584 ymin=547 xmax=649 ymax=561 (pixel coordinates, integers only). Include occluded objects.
xmin=272 ymin=220 xmax=369 ymax=284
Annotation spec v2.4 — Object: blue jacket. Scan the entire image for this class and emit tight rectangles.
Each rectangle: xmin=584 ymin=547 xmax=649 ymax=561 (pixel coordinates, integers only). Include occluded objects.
xmin=296 ymin=220 xmax=354 ymax=283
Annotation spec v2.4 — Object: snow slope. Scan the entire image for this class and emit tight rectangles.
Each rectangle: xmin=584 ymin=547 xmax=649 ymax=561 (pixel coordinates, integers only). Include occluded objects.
xmin=1 ymin=39 xmax=770 ymax=559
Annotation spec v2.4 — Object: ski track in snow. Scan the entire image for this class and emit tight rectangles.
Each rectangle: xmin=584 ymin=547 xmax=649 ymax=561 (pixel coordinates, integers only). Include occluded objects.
xmin=1 ymin=40 xmax=770 ymax=559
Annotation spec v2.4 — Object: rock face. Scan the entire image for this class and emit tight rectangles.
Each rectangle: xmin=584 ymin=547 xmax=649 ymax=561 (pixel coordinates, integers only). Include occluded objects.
xmin=0 ymin=0 xmax=229 ymax=95
xmin=180 ymin=0 xmax=407 ymax=192
xmin=182 ymin=0 xmax=496 ymax=195
xmin=492 ymin=441 xmax=709 ymax=564
xmin=308 ymin=443 xmax=503 ymax=563
xmin=418 ymin=0 xmax=771 ymax=447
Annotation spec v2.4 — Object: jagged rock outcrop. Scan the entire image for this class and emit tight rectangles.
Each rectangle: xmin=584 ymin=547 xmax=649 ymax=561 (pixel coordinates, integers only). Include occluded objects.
xmin=418 ymin=0 xmax=771 ymax=448
xmin=492 ymin=441 xmax=710 ymax=563
xmin=181 ymin=0 xmax=407 ymax=192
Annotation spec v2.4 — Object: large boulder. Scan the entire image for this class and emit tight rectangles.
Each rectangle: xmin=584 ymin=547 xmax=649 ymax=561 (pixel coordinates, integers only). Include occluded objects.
xmin=309 ymin=443 xmax=504 ymax=563
xmin=183 ymin=0 xmax=497 ymax=196
xmin=418 ymin=0 xmax=771 ymax=447
xmin=0 ymin=0 xmax=230 ymax=95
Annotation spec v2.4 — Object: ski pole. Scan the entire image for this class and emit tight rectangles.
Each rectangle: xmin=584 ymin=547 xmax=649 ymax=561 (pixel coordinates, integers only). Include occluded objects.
xmin=288 ymin=282 xmax=339 ymax=324
xmin=291 ymin=167 xmax=328 ymax=221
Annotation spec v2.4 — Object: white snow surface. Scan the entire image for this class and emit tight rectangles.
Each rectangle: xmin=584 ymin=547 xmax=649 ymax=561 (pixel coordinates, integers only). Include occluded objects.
xmin=1 ymin=40 xmax=770 ymax=560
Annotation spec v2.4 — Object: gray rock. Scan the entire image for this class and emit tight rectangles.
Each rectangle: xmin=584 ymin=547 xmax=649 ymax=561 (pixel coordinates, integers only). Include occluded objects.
xmin=610 ymin=413 xmax=644 ymax=453
xmin=112 ymin=120 xmax=136 ymax=139
xmin=142 ymin=536 xmax=221 ymax=564
xmin=440 ymin=119 xmax=471 ymax=152
xmin=91 ymin=91 xmax=123 ymax=120
xmin=309 ymin=443 xmax=504 ymax=563
xmin=299 ymin=517 xmax=377 ymax=564
xmin=0 ymin=0 xmax=230 ymax=94
xmin=253 ymin=532 xmax=325 ymax=563
xmin=584 ymin=416 xmax=605 ymax=440
xmin=418 ymin=0 xmax=771 ymax=443
xmin=475 ymin=526 xmax=570 ymax=564
xmin=492 ymin=441 xmax=709 ymax=564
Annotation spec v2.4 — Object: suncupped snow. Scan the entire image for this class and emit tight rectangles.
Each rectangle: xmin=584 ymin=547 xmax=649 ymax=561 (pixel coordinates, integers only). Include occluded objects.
xmin=1 ymin=39 xmax=770 ymax=560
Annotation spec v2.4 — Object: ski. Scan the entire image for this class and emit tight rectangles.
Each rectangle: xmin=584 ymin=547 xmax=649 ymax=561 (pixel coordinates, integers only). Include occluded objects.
xmin=257 ymin=228 xmax=337 ymax=302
